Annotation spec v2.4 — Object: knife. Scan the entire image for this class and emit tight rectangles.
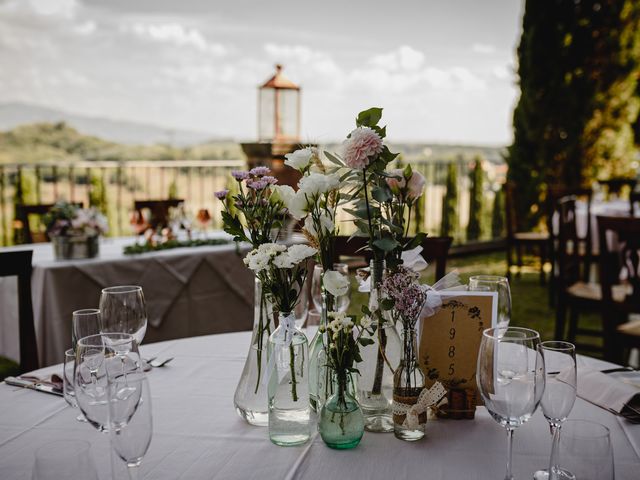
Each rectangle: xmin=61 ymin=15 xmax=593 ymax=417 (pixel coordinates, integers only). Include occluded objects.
xmin=4 ymin=376 xmax=63 ymax=397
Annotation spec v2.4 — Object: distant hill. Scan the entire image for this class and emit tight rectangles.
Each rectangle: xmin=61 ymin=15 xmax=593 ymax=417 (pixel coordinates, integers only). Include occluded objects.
xmin=0 ymin=102 xmax=221 ymax=146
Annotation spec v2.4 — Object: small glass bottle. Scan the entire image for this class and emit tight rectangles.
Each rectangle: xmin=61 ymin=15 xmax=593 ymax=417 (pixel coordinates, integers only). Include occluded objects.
xmin=319 ymin=371 xmax=364 ymax=449
xmin=393 ymin=325 xmax=426 ymax=441
xmin=267 ymin=311 xmax=310 ymax=446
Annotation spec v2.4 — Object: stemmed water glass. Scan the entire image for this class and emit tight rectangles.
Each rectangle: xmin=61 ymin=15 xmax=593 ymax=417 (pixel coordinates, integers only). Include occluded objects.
xmin=75 ymin=333 xmax=139 ymax=433
xmin=109 ymin=371 xmax=153 ymax=480
xmin=72 ymin=309 xmax=102 ymax=348
xmin=534 ymin=342 xmax=577 ymax=480
xmin=469 ymin=275 xmax=511 ymax=328
xmin=311 ymin=263 xmax=351 ymax=313
xmin=477 ymin=326 xmax=545 ymax=480
xmin=100 ymin=285 xmax=148 ymax=369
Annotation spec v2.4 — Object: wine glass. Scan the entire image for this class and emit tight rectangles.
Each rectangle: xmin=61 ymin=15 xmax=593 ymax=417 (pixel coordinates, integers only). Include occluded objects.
xmin=557 ymin=420 xmax=614 ymax=480
xmin=100 ymin=286 xmax=148 ymax=369
xmin=109 ymin=371 xmax=153 ymax=480
xmin=476 ymin=326 xmax=545 ymax=480
xmin=534 ymin=342 xmax=577 ymax=480
xmin=72 ymin=309 xmax=102 ymax=349
xmin=469 ymin=275 xmax=511 ymax=328
xmin=311 ymin=263 xmax=351 ymax=313
xmin=31 ymin=440 xmax=98 ymax=480
xmin=75 ymin=333 xmax=139 ymax=433
xmin=63 ymin=348 xmax=87 ymax=423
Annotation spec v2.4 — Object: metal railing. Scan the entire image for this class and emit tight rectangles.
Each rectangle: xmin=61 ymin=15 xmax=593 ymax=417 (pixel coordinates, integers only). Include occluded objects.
xmin=0 ymin=158 xmax=505 ymax=247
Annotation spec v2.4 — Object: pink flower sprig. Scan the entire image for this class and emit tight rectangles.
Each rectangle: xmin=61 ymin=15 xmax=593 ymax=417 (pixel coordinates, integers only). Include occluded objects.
xmin=381 ymin=266 xmax=426 ymax=325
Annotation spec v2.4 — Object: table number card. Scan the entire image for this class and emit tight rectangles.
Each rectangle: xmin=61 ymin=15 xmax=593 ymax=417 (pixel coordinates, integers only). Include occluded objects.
xmin=419 ymin=291 xmax=497 ymax=419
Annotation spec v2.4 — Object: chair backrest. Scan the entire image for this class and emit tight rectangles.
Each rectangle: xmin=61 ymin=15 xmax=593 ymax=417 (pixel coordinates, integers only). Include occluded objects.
xmin=332 ymin=236 xmax=453 ymax=281
xmin=15 ymin=203 xmax=84 ymax=244
xmin=598 ymin=178 xmax=637 ymax=197
xmin=0 ymin=250 xmax=38 ymax=373
xmin=546 ymin=184 xmax=593 ymax=241
xmin=629 ymin=191 xmax=640 ymax=217
xmin=556 ymin=196 xmax=582 ymax=288
xmin=134 ymin=199 xmax=183 ymax=229
xmin=597 ymin=215 xmax=640 ymax=312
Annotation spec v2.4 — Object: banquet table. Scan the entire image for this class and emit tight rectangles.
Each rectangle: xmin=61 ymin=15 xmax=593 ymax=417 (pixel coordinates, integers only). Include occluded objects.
xmin=0 ymin=235 xmax=253 ymax=367
xmin=0 ymin=330 xmax=639 ymax=480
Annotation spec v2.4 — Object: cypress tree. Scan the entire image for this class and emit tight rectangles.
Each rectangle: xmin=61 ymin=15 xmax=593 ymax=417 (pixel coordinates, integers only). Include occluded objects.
xmin=440 ymin=162 xmax=458 ymax=239
xmin=508 ymin=0 xmax=640 ymax=229
xmin=492 ymin=187 xmax=505 ymax=239
xmin=467 ymin=156 xmax=484 ymax=241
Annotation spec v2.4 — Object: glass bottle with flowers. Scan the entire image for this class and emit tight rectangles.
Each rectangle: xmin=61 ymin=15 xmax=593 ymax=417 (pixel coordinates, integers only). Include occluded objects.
xmin=318 ymin=312 xmax=373 ymax=449
xmin=216 ymin=167 xmax=287 ymax=426
xmin=277 ymin=147 xmax=352 ymax=412
xmin=244 ymin=243 xmax=317 ymax=446
xmin=381 ymin=267 xmax=429 ymax=441
xmin=331 ymin=107 xmax=404 ymax=433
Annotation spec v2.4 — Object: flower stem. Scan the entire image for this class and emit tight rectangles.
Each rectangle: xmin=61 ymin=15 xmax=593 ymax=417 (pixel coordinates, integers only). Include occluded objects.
xmin=289 ymin=343 xmax=298 ymax=402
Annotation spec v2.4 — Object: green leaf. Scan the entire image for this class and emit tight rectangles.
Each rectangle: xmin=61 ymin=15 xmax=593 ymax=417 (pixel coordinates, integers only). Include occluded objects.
xmin=403 ymin=164 xmax=412 ymax=179
xmin=380 ymin=298 xmax=395 ymax=310
xmin=379 ymin=145 xmax=399 ymax=164
xmin=373 ymin=236 xmax=400 ymax=252
xmin=356 ymin=107 xmax=383 ymax=127
xmin=405 ymin=231 xmax=428 ymax=250
xmin=324 ymin=151 xmax=344 ymax=166
xmin=358 ymin=337 xmax=375 ymax=346
xmin=372 ymin=185 xmax=392 ymax=203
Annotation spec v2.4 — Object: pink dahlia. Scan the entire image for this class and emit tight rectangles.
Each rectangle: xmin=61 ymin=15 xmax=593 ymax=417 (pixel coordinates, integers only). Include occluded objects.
xmin=342 ymin=127 xmax=383 ymax=169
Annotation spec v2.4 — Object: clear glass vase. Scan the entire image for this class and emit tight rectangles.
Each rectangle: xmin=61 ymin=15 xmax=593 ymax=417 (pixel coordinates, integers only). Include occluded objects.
xmin=356 ymin=260 xmax=401 ymax=433
xmin=233 ymin=277 xmax=275 ymax=426
xmin=319 ymin=372 xmax=364 ymax=449
xmin=268 ymin=312 xmax=310 ymax=446
xmin=393 ymin=324 xmax=426 ymax=441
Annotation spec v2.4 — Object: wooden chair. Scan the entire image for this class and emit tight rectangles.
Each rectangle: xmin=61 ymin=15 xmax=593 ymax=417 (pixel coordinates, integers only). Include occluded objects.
xmin=629 ymin=191 xmax=640 ymax=217
xmin=332 ymin=236 xmax=453 ymax=281
xmin=0 ymin=251 xmax=38 ymax=373
xmin=134 ymin=199 xmax=183 ymax=229
xmin=15 ymin=203 xmax=84 ymax=244
xmin=505 ymin=182 xmax=549 ymax=284
xmin=597 ymin=215 xmax=640 ymax=364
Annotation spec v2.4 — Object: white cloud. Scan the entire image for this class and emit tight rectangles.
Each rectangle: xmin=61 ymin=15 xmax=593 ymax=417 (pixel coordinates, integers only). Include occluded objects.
xmin=369 ymin=45 xmax=425 ymax=71
xmin=128 ymin=22 xmax=227 ymax=56
xmin=73 ymin=21 xmax=96 ymax=36
xmin=472 ymin=43 xmax=496 ymax=54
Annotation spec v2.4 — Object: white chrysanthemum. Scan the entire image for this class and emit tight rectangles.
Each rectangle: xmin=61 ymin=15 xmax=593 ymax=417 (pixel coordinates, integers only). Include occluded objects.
xmin=323 ymin=270 xmax=349 ymax=297
xmin=287 ymin=244 xmax=317 ymax=264
xmin=284 ymin=148 xmax=314 ymax=171
xmin=273 ymin=252 xmax=295 ymax=269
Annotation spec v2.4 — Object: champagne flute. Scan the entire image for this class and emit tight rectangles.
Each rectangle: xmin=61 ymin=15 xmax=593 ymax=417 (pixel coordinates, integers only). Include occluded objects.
xmin=534 ymin=342 xmax=577 ymax=480
xmin=100 ymin=286 xmax=148 ymax=369
xmin=109 ymin=371 xmax=153 ymax=480
xmin=75 ymin=333 xmax=139 ymax=433
xmin=72 ymin=309 xmax=102 ymax=349
xmin=469 ymin=275 xmax=512 ymax=328
xmin=311 ymin=263 xmax=350 ymax=313
xmin=63 ymin=348 xmax=87 ymax=423
xmin=477 ymin=326 xmax=545 ymax=480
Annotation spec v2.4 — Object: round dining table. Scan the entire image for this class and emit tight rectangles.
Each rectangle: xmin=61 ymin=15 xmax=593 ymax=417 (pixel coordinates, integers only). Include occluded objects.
xmin=1 ymin=330 xmax=639 ymax=479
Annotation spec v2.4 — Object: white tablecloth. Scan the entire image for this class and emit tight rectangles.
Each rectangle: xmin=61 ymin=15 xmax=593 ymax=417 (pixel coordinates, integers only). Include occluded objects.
xmin=0 ymin=331 xmax=639 ymax=479
xmin=0 ymin=235 xmax=254 ymax=366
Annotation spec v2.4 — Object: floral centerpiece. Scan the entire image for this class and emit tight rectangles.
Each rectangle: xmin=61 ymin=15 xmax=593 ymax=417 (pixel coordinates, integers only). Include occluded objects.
xmin=216 ymin=167 xmax=288 ymax=426
xmin=318 ymin=311 xmax=373 ymax=449
xmin=44 ymin=201 xmax=108 ymax=260
xmin=244 ymin=243 xmax=317 ymax=446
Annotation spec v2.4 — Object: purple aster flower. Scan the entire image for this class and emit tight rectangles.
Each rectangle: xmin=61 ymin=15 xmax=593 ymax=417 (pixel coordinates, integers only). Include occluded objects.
xmin=262 ymin=175 xmax=278 ymax=185
xmin=246 ymin=178 xmax=269 ymax=190
xmin=231 ymin=170 xmax=250 ymax=181
xmin=249 ymin=166 xmax=271 ymax=177
xmin=214 ymin=189 xmax=229 ymax=200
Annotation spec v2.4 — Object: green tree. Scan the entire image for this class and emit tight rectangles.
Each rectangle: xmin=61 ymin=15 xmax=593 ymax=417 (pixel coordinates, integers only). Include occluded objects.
xmin=440 ymin=162 xmax=458 ymax=239
xmin=492 ymin=187 xmax=505 ymax=239
xmin=508 ymin=0 xmax=640 ymax=228
xmin=467 ymin=156 xmax=484 ymax=241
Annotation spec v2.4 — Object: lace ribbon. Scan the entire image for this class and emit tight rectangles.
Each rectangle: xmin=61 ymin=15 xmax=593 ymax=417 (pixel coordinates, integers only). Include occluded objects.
xmin=392 ymin=381 xmax=447 ymax=430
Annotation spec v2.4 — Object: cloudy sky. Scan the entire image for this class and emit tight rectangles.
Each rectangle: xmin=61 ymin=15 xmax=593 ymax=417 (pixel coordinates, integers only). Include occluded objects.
xmin=0 ymin=0 xmax=524 ymax=145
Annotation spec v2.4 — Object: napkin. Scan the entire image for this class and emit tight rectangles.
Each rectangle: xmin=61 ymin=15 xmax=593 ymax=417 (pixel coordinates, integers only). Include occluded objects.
xmin=565 ymin=366 xmax=640 ymax=419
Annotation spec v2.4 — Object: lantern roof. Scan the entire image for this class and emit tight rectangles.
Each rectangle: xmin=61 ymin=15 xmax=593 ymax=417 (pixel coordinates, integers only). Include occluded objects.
xmin=260 ymin=64 xmax=299 ymax=90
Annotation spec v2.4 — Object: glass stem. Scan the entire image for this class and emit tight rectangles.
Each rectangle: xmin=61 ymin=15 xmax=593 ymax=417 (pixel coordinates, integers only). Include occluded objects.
xmin=548 ymin=423 xmax=561 ymax=479
xmin=127 ymin=464 xmax=140 ymax=480
xmin=505 ymin=427 xmax=514 ymax=480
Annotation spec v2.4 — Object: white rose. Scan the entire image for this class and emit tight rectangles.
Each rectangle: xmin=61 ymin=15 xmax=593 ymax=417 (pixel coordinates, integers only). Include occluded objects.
xmin=323 ymin=270 xmax=349 ymax=297
xmin=284 ymin=148 xmax=314 ymax=171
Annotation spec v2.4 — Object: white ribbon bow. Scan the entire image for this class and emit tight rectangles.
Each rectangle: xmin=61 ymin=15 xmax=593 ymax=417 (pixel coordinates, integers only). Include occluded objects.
xmin=392 ymin=381 xmax=447 ymax=430
xmin=262 ymin=313 xmax=296 ymax=386
xmin=357 ymin=246 xmax=429 ymax=293
xmin=420 ymin=269 xmax=462 ymax=317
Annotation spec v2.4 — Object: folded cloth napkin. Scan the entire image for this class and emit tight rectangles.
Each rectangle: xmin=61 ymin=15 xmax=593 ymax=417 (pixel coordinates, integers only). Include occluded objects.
xmin=565 ymin=367 xmax=640 ymax=419
xmin=19 ymin=374 xmax=63 ymax=391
